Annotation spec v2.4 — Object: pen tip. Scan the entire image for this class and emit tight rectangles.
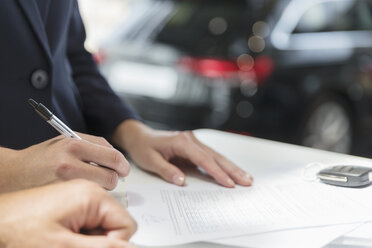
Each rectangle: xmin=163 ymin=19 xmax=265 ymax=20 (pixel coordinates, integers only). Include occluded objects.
xmin=28 ymin=98 xmax=38 ymax=109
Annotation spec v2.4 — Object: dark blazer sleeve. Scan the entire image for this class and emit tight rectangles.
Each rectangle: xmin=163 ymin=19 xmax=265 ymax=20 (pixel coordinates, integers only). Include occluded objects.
xmin=66 ymin=1 xmax=140 ymax=137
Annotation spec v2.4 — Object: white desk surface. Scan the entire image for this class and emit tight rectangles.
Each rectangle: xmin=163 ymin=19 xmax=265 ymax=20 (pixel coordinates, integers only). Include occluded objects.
xmin=115 ymin=129 xmax=372 ymax=248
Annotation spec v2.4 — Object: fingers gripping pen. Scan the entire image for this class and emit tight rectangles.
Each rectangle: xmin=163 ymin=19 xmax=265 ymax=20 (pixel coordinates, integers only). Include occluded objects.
xmin=28 ymin=98 xmax=128 ymax=206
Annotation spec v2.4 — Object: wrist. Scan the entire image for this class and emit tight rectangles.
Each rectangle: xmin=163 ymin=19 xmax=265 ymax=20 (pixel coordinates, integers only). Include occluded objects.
xmin=0 ymin=147 xmax=20 ymax=167
xmin=111 ymin=119 xmax=151 ymax=152
xmin=0 ymin=147 xmax=28 ymax=193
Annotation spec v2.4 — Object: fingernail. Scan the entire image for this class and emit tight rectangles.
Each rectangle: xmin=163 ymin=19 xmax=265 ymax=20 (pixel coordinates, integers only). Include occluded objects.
xmin=243 ymin=174 xmax=253 ymax=184
xmin=172 ymin=174 xmax=185 ymax=186
xmin=227 ymin=178 xmax=235 ymax=187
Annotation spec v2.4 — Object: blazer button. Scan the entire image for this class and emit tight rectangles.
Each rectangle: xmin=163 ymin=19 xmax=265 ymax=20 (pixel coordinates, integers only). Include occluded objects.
xmin=31 ymin=69 xmax=49 ymax=89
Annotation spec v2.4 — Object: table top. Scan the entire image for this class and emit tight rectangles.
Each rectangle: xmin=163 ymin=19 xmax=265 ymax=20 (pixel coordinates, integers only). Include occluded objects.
xmin=115 ymin=129 xmax=372 ymax=248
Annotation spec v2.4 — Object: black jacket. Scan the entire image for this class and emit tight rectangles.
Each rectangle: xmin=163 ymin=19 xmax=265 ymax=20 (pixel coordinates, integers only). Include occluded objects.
xmin=0 ymin=0 xmax=139 ymax=149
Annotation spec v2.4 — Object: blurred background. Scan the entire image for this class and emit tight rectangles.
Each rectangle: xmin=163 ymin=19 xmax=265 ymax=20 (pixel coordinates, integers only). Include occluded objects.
xmin=78 ymin=0 xmax=372 ymax=158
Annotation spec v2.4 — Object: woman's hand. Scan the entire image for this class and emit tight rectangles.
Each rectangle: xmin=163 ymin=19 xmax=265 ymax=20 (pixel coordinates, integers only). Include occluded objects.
xmin=0 ymin=133 xmax=130 ymax=193
xmin=112 ymin=120 xmax=253 ymax=188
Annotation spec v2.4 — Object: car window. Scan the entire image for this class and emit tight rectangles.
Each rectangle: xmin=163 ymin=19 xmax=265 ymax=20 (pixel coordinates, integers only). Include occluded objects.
xmin=293 ymin=0 xmax=372 ymax=33
xmin=153 ymin=0 xmax=248 ymax=57
xmin=356 ymin=0 xmax=372 ymax=30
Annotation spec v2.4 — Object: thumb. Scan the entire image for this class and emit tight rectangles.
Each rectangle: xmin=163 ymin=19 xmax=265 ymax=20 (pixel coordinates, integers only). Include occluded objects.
xmin=145 ymin=150 xmax=186 ymax=186
xmin=68 ymin=234 xmax=136 ymax=248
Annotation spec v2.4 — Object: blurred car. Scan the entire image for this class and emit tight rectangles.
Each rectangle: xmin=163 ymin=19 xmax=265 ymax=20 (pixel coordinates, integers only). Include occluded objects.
xmin=98 ymin=0 xmax=372 ymax=156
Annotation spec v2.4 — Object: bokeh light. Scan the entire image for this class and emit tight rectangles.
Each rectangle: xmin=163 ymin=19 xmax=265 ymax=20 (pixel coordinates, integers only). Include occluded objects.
xmin=248 ymin=36 xmax=265 ymax=53
xmin=236 ymin=101 xmax=254 ymax=118
xmin=208 ymin=17 xmax=228 ymax=35
xmin=237 ymin=54 xmax=255 ymax=71
xmin=252 ymin=21 xmax=270 ymax=38
xmin=240 ymin=80 xmax=258 ymax=97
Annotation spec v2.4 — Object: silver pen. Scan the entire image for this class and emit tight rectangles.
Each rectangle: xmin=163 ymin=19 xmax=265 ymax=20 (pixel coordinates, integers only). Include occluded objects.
xmin=28 ymin=98 xmax=82 ymax=139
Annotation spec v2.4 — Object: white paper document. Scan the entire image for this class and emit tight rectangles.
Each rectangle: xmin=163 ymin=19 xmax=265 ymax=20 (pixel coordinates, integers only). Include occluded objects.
xmin=127 ymin=182 xmax=372 ymax=246
xmin=328 ymin=222 xmax=372 ymax=247
xmin=344 ymin=222 xmax=372 ymax=239
xmin=212 ymin=224 xmax=360 ymax=248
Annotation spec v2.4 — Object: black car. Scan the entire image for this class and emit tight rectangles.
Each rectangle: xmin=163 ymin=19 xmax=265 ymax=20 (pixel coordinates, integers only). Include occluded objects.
xmin=98 ymin=0 xmax=372 ymax=157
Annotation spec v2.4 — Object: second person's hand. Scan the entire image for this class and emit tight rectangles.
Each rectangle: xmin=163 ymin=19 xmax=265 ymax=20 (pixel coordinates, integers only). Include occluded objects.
xmin=0 ymin=179 xmax=137 ymax=248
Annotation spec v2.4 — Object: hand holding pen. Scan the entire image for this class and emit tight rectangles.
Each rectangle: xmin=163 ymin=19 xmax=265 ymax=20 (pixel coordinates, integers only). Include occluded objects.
xmin=17 ymin=99 xmax=131 ymax=191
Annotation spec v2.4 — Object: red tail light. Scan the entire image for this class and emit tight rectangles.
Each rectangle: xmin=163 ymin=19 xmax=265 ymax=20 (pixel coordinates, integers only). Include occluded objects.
xmin=178 ymin=55 xmax=274 ymax=84
xmin=178 ymin=57 xmax=239 ymax=79
xmin=253 ymin=56 xmax=275 ymax=83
